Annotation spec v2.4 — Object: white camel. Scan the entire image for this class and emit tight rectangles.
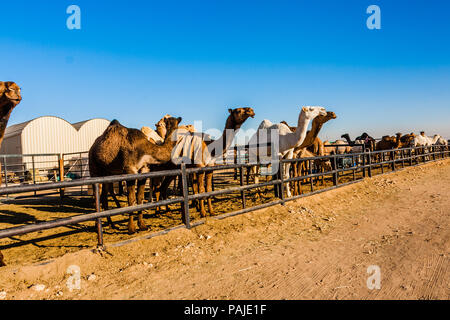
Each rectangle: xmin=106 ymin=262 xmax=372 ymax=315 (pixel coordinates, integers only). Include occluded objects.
xmin=141 ymin=126 xmax=164 ymax=145
xmin=248 ymin=106 xmax=327 ymax=197
xmin=413 ymin=133 xmax=440 ymax=147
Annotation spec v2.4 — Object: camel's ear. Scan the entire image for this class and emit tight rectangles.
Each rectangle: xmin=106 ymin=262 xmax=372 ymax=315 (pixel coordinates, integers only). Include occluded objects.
xmin=0 ymin=82 xmax=5 ymax=95
xmin=177 ymin=117 xmax=182 ymax=124
xmin=302 ymin=107 xmax=307 ymax=112
xmin=228 ymin=109 xmax=233 ymax=114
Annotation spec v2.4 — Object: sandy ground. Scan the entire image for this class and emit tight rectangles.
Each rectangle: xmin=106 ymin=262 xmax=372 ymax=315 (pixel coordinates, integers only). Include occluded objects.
xmin=0 ymin=159 xmax=449 ymax=300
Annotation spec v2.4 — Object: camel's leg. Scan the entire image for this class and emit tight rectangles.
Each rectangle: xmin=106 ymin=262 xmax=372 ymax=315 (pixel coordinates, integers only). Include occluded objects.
xmin=136 ymin=178 xmax=148 ymax=231
xmin=206 ymin=171 xmax=214 ymax=215
xmin=292 ymin=162 xmax=298 ymax=196
xmin=126 ymin=180 xmax=137 ymax=235
xmin=108 ymin=183 xmax=122 ymax=208
xmin=157 ymin=176 xmax=175 ymax=213
xmin=191 ymin=173 xmax=200 ymax=210
xmin=197 ymin=172 xmax=207 ymax=217
xmin=297 ymin=163 xmax=302 ymax=195
xmin=252 ymin=166 xmax=262 ymax=199
xmin=284 ymin=162 xmax=291 ymax=198
xmin=99 ymin=183 xmax=116 ymax=229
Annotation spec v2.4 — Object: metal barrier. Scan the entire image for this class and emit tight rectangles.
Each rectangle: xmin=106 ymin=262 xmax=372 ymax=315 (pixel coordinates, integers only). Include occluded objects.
xmin=0 ymin=144 xmax=448 ymax=252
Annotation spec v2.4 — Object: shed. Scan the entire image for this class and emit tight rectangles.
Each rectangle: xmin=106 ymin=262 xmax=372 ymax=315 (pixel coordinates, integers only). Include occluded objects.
xmin=0 ymin=116 xmax=110 ymax=171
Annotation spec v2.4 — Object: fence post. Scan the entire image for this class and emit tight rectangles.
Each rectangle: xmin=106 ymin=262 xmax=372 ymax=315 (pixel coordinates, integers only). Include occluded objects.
xmin=332 ymin=155 xmax=338 ymax=186
xmin=391 ymin=151 xmax=395 ymax=171
xmin=2 ymin=156 xmax=8 ymax=192
xmin=239 ymin=166 xmax=246 ymax=209
xmin=94 ymin=183 xmax=104 ymax=248
xmin=31 ymin=155 xmax=36 ymax=196
xmin=362 ymin=151 xmax=366 ymax=178
xmin=278 ymin=160 xmax=285 ymax=204
xmin=181 ymin=163 xmax=191 ymax=228
xmin=58 ymin=154 xmax=65 ymax=199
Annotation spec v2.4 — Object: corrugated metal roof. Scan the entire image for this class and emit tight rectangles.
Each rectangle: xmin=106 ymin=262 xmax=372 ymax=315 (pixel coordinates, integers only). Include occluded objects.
xmin=72 ymin=118 xmax=110 ymax=130
xmin=4 ymin=116 xmax=110 ymax=138
xmin=3 ymin=120 xmax=32 ymax=138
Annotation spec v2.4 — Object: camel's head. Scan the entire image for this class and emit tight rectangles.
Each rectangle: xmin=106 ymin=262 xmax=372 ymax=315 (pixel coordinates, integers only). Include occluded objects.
xmin=180 ymin=124 xmax=196 ymax=132
xmin=155 ymin=114 xmax=172 ymax=138
xmin=301 ymin=106 xmax=327 ymax=119
xmin=0 ymin=81 xmax=22 ymax=109
xmin=321 ymin=160 xmax=333 ymax=172
xmin=164 ymin=116 xmax=182 ymax=138
xmin=228 ymin=107 xmax=255 ymax=126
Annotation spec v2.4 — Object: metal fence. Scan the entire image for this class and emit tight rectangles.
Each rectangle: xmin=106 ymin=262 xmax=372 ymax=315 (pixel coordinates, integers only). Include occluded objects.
xmin=0 ymin=144 xmax=448 ymax=253
xmin=0 ymin=152 xmax=90 ymax=197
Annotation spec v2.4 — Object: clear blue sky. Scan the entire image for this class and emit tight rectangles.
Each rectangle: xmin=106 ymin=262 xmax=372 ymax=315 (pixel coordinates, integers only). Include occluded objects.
xmin=1 ymin=0 xmax=449 ymax=140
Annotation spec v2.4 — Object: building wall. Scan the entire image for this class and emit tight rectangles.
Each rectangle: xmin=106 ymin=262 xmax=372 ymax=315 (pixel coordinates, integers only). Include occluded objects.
xmin=1 ymin=116 xmax=110 ymax=172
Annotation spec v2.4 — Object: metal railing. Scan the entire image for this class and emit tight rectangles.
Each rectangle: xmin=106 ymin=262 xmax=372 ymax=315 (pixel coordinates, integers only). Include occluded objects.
xmin=0 ymin=144 xmax=448 ymax=253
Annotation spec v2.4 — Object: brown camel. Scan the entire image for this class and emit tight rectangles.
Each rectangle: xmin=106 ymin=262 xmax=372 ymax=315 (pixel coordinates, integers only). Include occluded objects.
xmin=89 ymin=116 xmax=182 ymax=234
xmin=375 ymin=133 xmax=402 ymax=162
xmin=375 ymin=133 xmax=402 ymax=151
xmin=399 ymin=133 xmax=415 ymax=148
xmin=290 ymin=111 xmax=337 ymax=195
xmin=0 ymin=81 xmax=22 ymax=267
xmin=158 ymin=107 xmax=255 ymax=217
xmin=0 ymin=82 xmax=22 ymax=185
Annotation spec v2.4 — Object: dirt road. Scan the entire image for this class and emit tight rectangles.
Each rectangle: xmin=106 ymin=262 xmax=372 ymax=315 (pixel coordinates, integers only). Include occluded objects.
xmin=0 ymin=159 xmax=449 ymax=300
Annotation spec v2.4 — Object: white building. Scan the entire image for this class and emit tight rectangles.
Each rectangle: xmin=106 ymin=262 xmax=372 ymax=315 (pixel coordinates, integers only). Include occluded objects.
xmin=0 ymin=116 xmax=110 ymax=171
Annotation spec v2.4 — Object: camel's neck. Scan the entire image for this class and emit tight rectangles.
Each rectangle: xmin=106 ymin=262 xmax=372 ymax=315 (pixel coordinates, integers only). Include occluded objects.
xmin=432 ymin=136 xmax=440 ymax=144
xmin=281 ymin=112 xmax=311 ymax=152
xmin=0 ymin=103 xmax=14 ymax=143
xmin=207 ymin=116 xmax=242 ymax=157
xmin=297 ymin=117 xmax=327 ymax=150
xmin=395 ymin=136 xmax=402 ymax=148
xmin=342 ymin=134 xmax=353 ymax=146
xmin=148 ymin=127 xmax=179 ymax=163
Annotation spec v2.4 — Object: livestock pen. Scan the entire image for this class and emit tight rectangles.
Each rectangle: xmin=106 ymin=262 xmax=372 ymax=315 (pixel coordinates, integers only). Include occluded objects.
xmin=0 ymin=144 xmax=449 ymax=265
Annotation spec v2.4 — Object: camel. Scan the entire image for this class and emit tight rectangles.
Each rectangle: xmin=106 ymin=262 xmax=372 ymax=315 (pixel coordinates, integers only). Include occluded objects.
xmin=248 ymin=106 xmax=327 ymax=197
xmin=158 ymin=107 xmax=255 ymax=217
xmin=290 ymin=111 xmax=337 ymax=195
xmin=341 ymin=132 xmax=376 ymax=152
xmin=341 ymin=134 xmax=370 ymax=153
xmin=436 ymin=135 xmax=448 ymax=146
xmin=0 ymin=81 xmax=21 ymax=267
xmin=324 ymin=140 xmax=352 ymax=155
xmin=413 ymin=132 xmax=440 ymax=147
xmin=398 ymin=133 xmax=415 ymax=148
xmin=376 ymin=133 xmax=402 ymax=151
xmin=89 ymin=116 xmax=182 ymax=234
xmin=141 ymin=126 xmax=164 ymax=145
xmin=0 ymin=82 xmax=22 ymax=185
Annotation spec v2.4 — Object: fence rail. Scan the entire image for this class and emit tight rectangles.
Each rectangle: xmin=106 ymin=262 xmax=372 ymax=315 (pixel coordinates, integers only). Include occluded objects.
xmin=0 ymin=144 xmax=449 ymax=251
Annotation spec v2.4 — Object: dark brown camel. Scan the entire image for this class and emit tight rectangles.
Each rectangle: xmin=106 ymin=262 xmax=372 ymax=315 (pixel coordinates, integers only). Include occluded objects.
xmin=0 ymin=82 xmax=22 ymax=185
xmin=89 ymin=117 xmax=182 ymax=234
xmin=0 ymin=81 xmax=21 ymax=267
xmin=342 ymin=133 xmax=376 ymax=151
